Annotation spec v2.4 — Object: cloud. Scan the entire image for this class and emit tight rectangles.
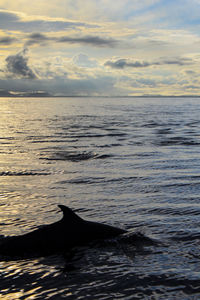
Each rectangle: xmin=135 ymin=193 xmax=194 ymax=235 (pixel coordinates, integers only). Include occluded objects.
xmin=136 ymin=78 xmax=157 ymax=87
xmin=5 ymin=49 xmax=37 ymax=79
xmin=0 ymin=10 xmax=19 ymax=23
xmin=105 ymin=59 xmax=150 ymax=69
xmin=184 ymin=70 xmax=197 ymax=75
xmin=0 ymin=75 xmax=125 ymax=96
xmin=161 ymin=58 xmax=192 ymax=66
xmin=104 ymin=57 xmax=193 ymax=69
xmin=0 ymin=9 xmax=94 ymax=33
xmin=26 ymin=33 xmax=50 ymax=46
xmin=0 ymin=0 xmax=162 ymax=23
xmin=26 ymin=32 xmax=118 ymax=47
xmin=0 ymin=36 xmax=17 ymax=45
xmin=73 ymin=53 xmax=97 ymax=68
xmin=57 ymin=35 xmax=118 ymax=47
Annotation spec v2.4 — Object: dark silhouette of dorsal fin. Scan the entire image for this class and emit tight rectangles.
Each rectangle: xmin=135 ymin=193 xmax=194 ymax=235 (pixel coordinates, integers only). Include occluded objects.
xmin=58 ymin=205 xmax=83 ymax=222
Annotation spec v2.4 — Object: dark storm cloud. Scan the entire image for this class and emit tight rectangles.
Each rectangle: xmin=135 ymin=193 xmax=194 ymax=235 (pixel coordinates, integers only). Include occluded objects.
xmin=28 ymin=33 xmax=49 ymax=41
xmin=57 ymin=35 xmax=118 ymax=47
xmin=26 ymin=32 xmax=119 ymax=47
xmin=0 ymin=36 xmax=17 ymax=45
xmin=0 ymin=10 xmax=94 ymax=33
xmin=26 ymin=33 xmax=50 ymax=46
xmin=5 ymin=50 xmax=37 ymax=79
xmin=104 ymin=57 xmax=193 ymax=69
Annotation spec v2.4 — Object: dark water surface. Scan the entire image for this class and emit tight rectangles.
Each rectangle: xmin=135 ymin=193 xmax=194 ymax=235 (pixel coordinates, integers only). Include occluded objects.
xmin=0 ymin=97 xmax=200 ymax=299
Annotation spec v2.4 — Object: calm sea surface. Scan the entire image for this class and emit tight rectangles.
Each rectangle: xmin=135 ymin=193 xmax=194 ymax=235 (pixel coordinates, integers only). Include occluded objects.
xmin=1 ymin=97 xmax=200 ymax=299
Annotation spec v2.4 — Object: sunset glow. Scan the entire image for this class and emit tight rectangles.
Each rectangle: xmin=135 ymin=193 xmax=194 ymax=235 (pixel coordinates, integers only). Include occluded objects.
xmin=0 ymin=0 xmax=200 ymax=96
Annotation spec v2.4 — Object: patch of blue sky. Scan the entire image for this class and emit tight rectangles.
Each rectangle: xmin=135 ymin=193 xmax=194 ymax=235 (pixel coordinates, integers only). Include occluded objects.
xmin=157 ymin=0 xmax=200 ymax=28
xmin=123 ymin=0 xmax=162 ymax=20
xmin=124 ymin=0 xmax=200 ymax=30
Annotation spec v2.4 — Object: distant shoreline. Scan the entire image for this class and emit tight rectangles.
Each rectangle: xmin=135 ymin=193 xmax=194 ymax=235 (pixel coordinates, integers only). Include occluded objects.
xmin=0 ymin=95 xmax=200 ymax=98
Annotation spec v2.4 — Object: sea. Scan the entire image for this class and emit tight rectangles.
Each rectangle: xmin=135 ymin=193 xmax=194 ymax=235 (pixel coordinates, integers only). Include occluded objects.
xmin=0 ymin=96 xmax=200 ymax=299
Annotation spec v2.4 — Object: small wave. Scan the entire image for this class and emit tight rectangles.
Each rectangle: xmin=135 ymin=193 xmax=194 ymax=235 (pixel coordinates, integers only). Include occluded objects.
xmin=118 ymin=231 xmax=158 ymax=246
xmin=0 ymin=171 xmax=50 ymax=176
xmin=124 ymin=152 xmax=158 ymax=158
xmin=144 ymin=206 xmax=200 ymax=216
xmin=107 ymin=133 xmax=127 ymax=137
xmin=155 ymin=136 xmax=200 ymax=146
xmin=61 ymin=132 xmax=127 ymax=139
xmin=186 ymin=120 xmax=200 ymax=127
xmin=156 ymin=128 xmax=173 ymax=135
xmin=161 ymin=181 xmax=200 ymax=188
xmin=143 ymin=121 xmax=161 ymax=128
xmin=58 ymin=177 xmax=104 ymax=185
xmin=135 ymin=274 xmax=200 ymax=295
xmin=40 ymin=151 xmax=112 ymax=162
xmin=0 ymin=137 xmax=15 ymax=140
xmin=97 ymin=143 xmax=122 ymax=148
xmin=30 ymin=139 xmax=78 ymax=143
xmin=171 ymin=232 xmax=200 ymax=241
xmin=96 ymin=154 xmax=113 ymax=159
xmin=40 ymin=151 xmax=97 ymax=162
xmin=60 ymin=175 xmax=141 ymax=185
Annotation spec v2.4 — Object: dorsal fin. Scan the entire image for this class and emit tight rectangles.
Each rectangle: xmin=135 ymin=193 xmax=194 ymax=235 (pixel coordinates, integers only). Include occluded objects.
xmin=58 ymin=205 xmax=83 ymax=222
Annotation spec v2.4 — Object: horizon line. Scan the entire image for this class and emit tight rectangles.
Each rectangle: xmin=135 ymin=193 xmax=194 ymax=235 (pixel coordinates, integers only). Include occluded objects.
xmin=0 ymin=95 xmax=200 ymax=98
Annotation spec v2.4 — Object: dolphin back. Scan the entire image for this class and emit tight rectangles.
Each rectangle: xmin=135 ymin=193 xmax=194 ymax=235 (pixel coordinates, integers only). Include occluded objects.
xmin=0 ymin=205 xmax=126 ymax=259
xmin=84 ymin=220 xmax=126 ymax=241
xmin=58 ymin=205 xmax=83 ymax=223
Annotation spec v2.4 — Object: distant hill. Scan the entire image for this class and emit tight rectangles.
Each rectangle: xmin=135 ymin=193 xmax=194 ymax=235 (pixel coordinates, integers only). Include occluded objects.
xmin=0 ymin=90 xmax=199 ymax=98
xmin=0 ymin=90 xmax=51 ymax=97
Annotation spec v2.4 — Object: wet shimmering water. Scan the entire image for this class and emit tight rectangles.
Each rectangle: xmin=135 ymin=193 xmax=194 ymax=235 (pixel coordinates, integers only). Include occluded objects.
xmin=1 ymin=97 xmax=200 ymax=299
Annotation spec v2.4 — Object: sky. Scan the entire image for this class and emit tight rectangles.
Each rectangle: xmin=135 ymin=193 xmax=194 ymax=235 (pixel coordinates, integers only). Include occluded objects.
xmin=0 ymin=0 xmax=200 ymax=96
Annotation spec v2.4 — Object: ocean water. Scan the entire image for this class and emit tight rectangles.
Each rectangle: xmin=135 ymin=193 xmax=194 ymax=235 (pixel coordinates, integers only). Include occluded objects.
xmin=0 ymin=96 xmax=200 ymax=299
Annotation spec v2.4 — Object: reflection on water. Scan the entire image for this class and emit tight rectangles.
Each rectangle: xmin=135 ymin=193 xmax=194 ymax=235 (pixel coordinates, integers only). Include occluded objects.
xmin=1 ymin=97 xmax=200 ymax=298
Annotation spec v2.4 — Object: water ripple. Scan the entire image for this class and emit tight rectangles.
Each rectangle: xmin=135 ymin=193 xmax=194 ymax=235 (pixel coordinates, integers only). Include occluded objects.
xmin=0 ymin=170 xmax=50 ymax=176
xmin=40 ymin=151 xmax=112 ymax=162
xmin=1 ymin=97 xmax=200 ymax=299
